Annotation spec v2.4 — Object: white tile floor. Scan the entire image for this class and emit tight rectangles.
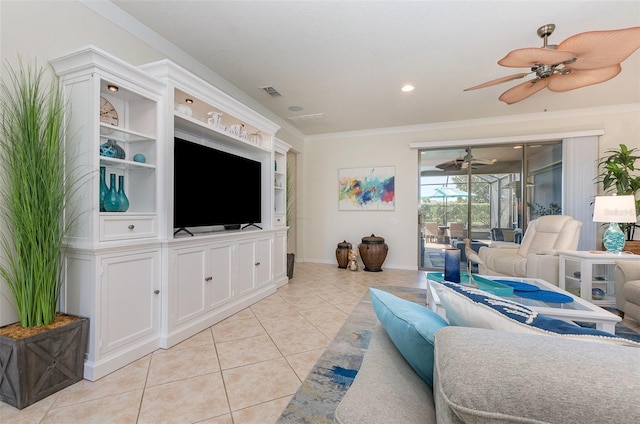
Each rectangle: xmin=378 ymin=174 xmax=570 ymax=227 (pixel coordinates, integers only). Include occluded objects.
xmin=0 ymin=263 xmax=427 ymax=424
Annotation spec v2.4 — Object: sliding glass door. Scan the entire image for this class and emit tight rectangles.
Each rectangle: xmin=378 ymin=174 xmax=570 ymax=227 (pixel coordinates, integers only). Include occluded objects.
xmin=418 ymin=142 xmax=562 ymax=270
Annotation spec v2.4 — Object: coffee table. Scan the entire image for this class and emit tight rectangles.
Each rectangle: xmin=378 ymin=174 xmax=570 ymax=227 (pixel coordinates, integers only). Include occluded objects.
xmin=425 ymin=273 xmax=621 ymax=334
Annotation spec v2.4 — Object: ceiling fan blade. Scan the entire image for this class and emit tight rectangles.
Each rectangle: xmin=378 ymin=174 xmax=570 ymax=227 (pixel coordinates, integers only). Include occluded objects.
xmin=546 ymin=65 xmax=621 ymax=92
xmin=498 ymin=78 xmax=549 ymax=105
xmin=559 ymin=27 xmax=640 ymax=70
xmin=498 ymin=48 xmax=576 ymax=68
xmin=463 ymin=73 xmax=529 ymax=91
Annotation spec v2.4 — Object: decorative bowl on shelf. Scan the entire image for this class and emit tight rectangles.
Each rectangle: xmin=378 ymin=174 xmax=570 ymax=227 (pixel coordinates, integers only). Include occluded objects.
xmin=99 ymin=139 xmax=125 ymax=159
xmin=133 ymin=153 xmax=146 ymax=163
xmin=592 ymin=288 xmax=606 ymax=300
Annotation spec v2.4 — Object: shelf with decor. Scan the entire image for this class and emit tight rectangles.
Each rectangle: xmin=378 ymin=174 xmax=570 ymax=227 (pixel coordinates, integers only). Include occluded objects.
xmin=172 ymin=88 xmax=272 ymax=151
xmin=559 ymin=250 xmax=640 ymax=307
xmin=51 ymin=45 xmax=165 ymax=381
xmin=274 ymin=139 xmax=291 ymax=227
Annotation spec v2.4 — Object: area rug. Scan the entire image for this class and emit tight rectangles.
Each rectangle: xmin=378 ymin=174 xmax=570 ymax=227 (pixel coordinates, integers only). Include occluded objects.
xmin=276 ymin=286 xmax=424 ymax=424
xmin=276 ymin=285 xmax=640 ymax=423
xmin=427 ymin=251 xmax=445 ymax=268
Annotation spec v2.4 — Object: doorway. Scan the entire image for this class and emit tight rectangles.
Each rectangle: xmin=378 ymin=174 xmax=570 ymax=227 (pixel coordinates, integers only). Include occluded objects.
xmin=418 ymin=142 xmax=562 ymax=270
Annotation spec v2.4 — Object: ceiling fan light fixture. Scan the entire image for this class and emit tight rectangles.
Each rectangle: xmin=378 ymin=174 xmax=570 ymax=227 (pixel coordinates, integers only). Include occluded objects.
xmin=466 ymin=24 xmax=640 ymax=104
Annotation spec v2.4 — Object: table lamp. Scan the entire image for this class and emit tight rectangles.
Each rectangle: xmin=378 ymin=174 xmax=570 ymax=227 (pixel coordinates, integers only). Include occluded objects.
xmin=592 ymin=194 xmax=637 ymax=253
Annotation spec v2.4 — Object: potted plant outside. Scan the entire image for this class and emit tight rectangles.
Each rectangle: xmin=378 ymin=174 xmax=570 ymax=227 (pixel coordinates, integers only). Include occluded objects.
xmin=597 ymin=143 xmax=640 ymax=253
xmin=0 ymin=58 xmax=88 ymax=410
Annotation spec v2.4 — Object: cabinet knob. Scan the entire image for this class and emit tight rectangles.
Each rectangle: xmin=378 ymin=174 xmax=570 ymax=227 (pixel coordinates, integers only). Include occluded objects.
xmin=154 ymin=290 xmax=160 ymax=294
xmin=255 ymin=262 xmax=260 ymax=266
xmin=205 ymin=276 xmax=213 ymax=282
xmin=128 ymin=224 xmax=135 ymax=230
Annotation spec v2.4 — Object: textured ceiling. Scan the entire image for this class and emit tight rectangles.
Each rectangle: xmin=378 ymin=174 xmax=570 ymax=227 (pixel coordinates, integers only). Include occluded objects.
xmin=109 ymin=1 xmax=640 ymax=136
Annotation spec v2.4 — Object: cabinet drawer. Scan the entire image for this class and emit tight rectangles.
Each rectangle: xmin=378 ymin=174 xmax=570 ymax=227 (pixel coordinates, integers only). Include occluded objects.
xmin=100 ymin=215 xmax=157 ymax=241
xmin=274 ymin=214 xmax=285 ymax=226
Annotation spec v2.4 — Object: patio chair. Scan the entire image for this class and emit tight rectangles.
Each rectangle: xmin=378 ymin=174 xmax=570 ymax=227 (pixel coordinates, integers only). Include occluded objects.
xmin=446 ymin=222 xmax=465 ymax=241
xmin=478 ymin=215 xmax=582 ymax=286
xmin=422 ymin=222 xmax=438 ymax=243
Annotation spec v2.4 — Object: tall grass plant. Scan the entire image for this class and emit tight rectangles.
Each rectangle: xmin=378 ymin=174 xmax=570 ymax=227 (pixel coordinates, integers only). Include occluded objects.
xmin=0 ymin=58 xmax=72 ymax=327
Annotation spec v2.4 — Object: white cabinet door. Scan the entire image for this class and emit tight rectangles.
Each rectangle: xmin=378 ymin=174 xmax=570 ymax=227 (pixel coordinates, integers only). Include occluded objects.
xmin=172 ymin=246 xmax=208 ymax=326
xmin=209 ymin=243 xmax=233 ymax=308
xmin=236 ymin=240 xmax=256 ymax=297
xmin=255 ymin=237 xmax=273 ymax=288
xmin=100 ymin=250 xmax=159 ymax=354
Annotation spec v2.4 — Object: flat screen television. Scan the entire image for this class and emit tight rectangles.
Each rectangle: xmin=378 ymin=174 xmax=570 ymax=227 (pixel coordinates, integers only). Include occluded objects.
xmin=174 ymin=137 xmax=262 ymax=232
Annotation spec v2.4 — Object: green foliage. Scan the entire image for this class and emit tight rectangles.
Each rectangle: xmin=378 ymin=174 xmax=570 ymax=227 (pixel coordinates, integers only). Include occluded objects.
xmin=528 ymin=202 xmax=562 ymax=218
xmin=286 ymin=163 xmax=293 ymax=234
xmin=597 ymin=143 xmax=640 ymax=240
xmin=0 ymin=58 xmax=72 ymax=327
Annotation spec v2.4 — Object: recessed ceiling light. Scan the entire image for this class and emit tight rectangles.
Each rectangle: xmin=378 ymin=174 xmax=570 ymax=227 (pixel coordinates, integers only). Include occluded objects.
xmin=401 ymin=84 xmax=415 ymax=92
xmin=185 ymin=99 xmax=194 ymax=104
xmin=107 ymin=85 xmax=119 ymax=92
xmin=288 ymin=105 xmax=304 ymax=112
xmin=513 ymin=145 xmax=523 ymax=149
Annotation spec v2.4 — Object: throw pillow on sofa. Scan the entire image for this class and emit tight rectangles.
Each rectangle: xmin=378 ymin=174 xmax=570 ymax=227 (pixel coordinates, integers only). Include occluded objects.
xmin=432 ymin=281 xmax=639 ymax=347
xmin=369 ymin=288 xmax=448 ymax=387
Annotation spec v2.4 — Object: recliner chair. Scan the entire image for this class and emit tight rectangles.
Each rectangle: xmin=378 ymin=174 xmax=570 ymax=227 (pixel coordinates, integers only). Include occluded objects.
xmin=477 ymin=215 xmax=583 ymax=286
xmin=613 ymin=261 xmax=640 ymax=322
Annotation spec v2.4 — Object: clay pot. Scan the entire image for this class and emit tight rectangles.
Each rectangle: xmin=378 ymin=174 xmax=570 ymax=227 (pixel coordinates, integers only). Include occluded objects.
xmin=336 ymin=240 xmax=352 ymax=269
xmin=358 ymin=234 xmax=388 ymax=272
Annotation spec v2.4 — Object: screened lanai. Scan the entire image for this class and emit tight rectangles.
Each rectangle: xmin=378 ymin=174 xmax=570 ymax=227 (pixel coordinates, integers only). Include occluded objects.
xmin=418 ymin=142 xmax=563 ymax=270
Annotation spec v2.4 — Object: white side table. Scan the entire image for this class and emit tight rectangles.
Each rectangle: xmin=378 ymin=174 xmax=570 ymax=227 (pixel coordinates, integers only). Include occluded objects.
xmin=558 ymin=250 xmax=640 ymax=307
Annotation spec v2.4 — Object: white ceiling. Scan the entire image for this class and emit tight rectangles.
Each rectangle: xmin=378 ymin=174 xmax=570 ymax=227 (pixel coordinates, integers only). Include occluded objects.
xmin=109 ymin=1 xmax=640 ymax=137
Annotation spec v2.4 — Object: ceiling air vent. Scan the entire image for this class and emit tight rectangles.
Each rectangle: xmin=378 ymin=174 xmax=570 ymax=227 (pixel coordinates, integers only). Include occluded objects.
xmin=287 ymin=113 xmax=331 ymax=127
xmin=261 ymin=86 xmax=282 ymax=97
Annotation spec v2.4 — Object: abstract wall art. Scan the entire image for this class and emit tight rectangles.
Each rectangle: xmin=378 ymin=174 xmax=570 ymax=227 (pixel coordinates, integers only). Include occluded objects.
xmin=338 ymin=166 xmax=395 ymax=210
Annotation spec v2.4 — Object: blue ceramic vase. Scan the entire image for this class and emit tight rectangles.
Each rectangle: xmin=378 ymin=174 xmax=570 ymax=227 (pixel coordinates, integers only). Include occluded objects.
xmin=103 ymin=173 xmax=120 ymax=212
xmin=117 ymin=175 xmax=129 ymax=212
xmin=444 ymin=248 xmax=461 ymax=283
xmin=99 ymin=166 xmax=108 ymax=212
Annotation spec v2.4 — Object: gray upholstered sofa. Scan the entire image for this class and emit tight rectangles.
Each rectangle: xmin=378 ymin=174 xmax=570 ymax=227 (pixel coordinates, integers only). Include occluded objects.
xmin=335 ymin=324 xmax=640 ymax=424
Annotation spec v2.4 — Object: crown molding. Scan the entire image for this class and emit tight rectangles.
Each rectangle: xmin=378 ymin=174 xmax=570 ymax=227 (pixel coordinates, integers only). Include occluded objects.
xmin=305 ymin=103 xmax=639 ymax=142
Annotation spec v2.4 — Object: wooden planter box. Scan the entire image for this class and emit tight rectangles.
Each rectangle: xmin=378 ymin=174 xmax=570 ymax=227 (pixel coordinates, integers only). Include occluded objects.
xmin=0 ymin=315 xmax=88 ymax=410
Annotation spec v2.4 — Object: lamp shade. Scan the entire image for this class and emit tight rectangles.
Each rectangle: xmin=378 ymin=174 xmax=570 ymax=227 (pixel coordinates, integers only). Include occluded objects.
xmin=592 ymin=195 xmax=637 ymax=223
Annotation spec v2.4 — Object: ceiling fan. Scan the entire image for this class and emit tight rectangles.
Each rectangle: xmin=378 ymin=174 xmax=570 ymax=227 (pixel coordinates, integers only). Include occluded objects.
xmin=464 ymin=24 xmax=640 ymax=104
xmin=435 ymin=150 xmax=496 ymax=171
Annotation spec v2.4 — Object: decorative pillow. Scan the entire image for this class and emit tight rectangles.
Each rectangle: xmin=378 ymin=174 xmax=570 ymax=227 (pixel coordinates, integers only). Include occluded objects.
xmin=369 ymin=288 xmax=448 ymax=387
xmin=432 ymin=281 xmax=639 ymax=347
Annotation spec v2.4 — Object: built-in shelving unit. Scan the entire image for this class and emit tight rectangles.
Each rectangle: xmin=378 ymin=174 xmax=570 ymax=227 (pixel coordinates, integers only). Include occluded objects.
xmin=51 ymin=46 xmax=287 ymax=381
xmin=274 ymin=139 xmax=291 ymax=227
xmin=140 ymin=59 xmax=287 ymax=349
xmin=52 ymin=46 xmax=165 ymax=381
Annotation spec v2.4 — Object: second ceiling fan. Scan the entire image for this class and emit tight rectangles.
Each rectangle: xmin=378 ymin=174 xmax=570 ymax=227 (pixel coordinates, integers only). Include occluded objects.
xmin=464 ymin=24 xmax=640 ymax=104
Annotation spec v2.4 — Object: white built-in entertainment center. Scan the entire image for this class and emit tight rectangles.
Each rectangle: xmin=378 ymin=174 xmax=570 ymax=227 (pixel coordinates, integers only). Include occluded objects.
xmin=51 ymin=46 xmax=290 ymax=380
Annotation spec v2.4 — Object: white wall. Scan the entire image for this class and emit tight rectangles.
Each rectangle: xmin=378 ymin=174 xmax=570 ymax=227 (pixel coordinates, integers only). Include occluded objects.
xmin=302 ymin=108 xmax=640 ymax=269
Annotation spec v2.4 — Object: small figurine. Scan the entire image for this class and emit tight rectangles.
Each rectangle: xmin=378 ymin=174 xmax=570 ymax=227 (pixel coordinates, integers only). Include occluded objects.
xmin=348 ymin=248 xmax=359 ymax=271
